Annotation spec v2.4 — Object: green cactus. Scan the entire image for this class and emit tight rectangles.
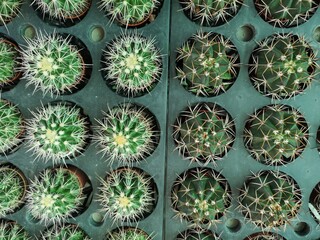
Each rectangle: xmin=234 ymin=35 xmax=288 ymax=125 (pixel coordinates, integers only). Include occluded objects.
xmin=99 ymin=0 xmax=159 ymax=26
xmin=0 ymin=99 xmax=24 ymax=155
xmin=255 ymin=0 xmax=318 ymax=27
xmin=171 ymin=167 xmax=231 ymax=227
xmin=0 ymin=0 xmax=22 ymax=25
xmin=101 ymin=32 xmax=162 ymax=97
xmin=238 ymin=171 xmax=301 ymax=230
xmin=107 ymin=227 xmax=153 ymax=240
xmin=244 ymin=232 xmax=285 ymax=240
xmin=244 ymin=104 xmax=309 ymax=165
xmin=98 ymin=167 xmax=156 ymax=223
xmin=250 ymin=33 xmax=317 ymax=99
xmin=21 ymin=32 xmax=87 ymax=96
xmin=94 ymin=103 xmax=159 ymax=165
xmin=0 ymin=221 xmax=31 ymax=240
xmin=176 ymin=32 xmax=239 ymax=97
xmin=179 ymin=0 xmax=243 ymax=26
xmin=26 ymin=167 xmax=86 ymax=225
xmin=41 ymin=224 xmax=91 ymax=240
xmin=0 ymin=165 xmax=26 ymax=217
xmin=25 ymin=102 xmax=89 ymax=164
xmin=177 ymin=228 xmax=220 ymax=240
xmin=173 ymin=103 xmax=235 ymax=165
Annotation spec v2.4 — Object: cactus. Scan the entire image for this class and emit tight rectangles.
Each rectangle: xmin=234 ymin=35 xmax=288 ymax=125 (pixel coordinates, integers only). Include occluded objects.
xmin=20 ymin=32 xmax=86 ymax=96
xmin=250 ymin=33 xmax=317 ymax=99
xmin=25 ymin=102 xmax=89 ymax=164
xmin=0 ymin=0 xmax=22 ymax=26
xmin=107 ymin=227 xmax=153 ymax=240
xmin=40 ymin=224 xmax=91 ymax=240
xmin=238 ymin=170 xmax=301 ymax=230
xmin=101 ymin=31 xmax=162 ymax=97
xmin=0 ymin=166 xmax=26 ymax=217
xmin=26 ymin=167 xmax=85 ymax=225
xmin=244 ymin=232 xmax=285 ymax=240
xmin=179 ymin=0 xmax=243 ymax=26
xmin=244 ymin=104 xmax=309 ymax=166
xmin=171 ymin=167 xmax=231 ymax=227
xmin=255 ymin=0 xmax=318 ymax=27
xmin=176 ymin=32 xmax=239 ymax=97
xmin=98 ymin=167 xmax=156 ymax=223
xmin=173 ymin=103 xmax=235 ymax=165
xmin=99 ymin=0 xmax=159 ymax=26
xmin=177 ymin=228 xmax=220 ymax=240
xmin=94 ymin=103 xmax=159 ymax=165
xmin=0 ymin=99 xmax=24 ymax=155
xmin=0 ymin=221 xmax=31 ymax=240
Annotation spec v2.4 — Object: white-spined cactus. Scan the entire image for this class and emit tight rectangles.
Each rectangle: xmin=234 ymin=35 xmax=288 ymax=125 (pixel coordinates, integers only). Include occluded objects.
xmin=0 ymin=0 xmax=22 ymax=26
xmin=0 ymin=221 xmax=31 ymax=240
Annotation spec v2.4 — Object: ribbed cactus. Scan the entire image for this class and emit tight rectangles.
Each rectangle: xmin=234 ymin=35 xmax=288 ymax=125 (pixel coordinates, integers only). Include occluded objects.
xmin=101 ymin=32 xmax=162 ymax=97
xmin=244 ymin=232 xmax=285 ymax=240
xmin=0 ymin=221 xmax=31 ymax=240
xmin=255 ymin=0 xmax=318 ymax=27
xmin=177 ymin=228 xmax=220 ymax=240
xmin=171 ymin=168 xmax=231 ymax=227
xmin=180 ymin=0 xmax=242 ymax=26
xmin=0 ymin=0 xmax=22 ymax=25
xmin=99 ymin=0 xmax=159 ymax=26
xmin=173 ymin=103 xmax=235 ymax=165
xmin=0 ymin=165 xmax=26 ymax=217
xmin=26 ymin=167 xmax=86 ymax=225
xmin=250 ymin=33 xmax=317 ymax=99
xmin=98 ymin=168 xmax=156 ymax=223
xmin=94 ymin=103 xmax=159 ymax=165
xmin=176 ymin=32 xmax=239 ymax=97
xmin=244 ymin=104 xmax=309 ymax=165
xmin=107 ymin=227 xmax=152 ymax=240
xmin=21 ymin=32 xmax=86 ymax=96
xmin=238 ymin=171 xmax=301 ymax=230
xmin=0 ymin=99 xmax=24 ymax=155
xmin=25 ymin=102 xmax=89 ymax=164
xmin=41 ymin=224 xmax=91 ymax=240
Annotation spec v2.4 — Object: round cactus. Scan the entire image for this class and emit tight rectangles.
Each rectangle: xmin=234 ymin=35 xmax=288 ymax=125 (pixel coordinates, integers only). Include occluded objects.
xmin=238 ymin=170 xmax=301 ymax=230
xmin=250 ymin=33 xmax=317 ymax=99
xmin=107 ymin=227 xmax=153 ymax=240
xmin=0 ymin=0 xmax=22 ymax=26
xmin=179 ymin=0 xmax=243 ymax=26
xmin=25 ymin=102 xmax=89 ymax=164
xmin=0 ymin=221 xmax=31 ymax=240
xmin=176 ymin=32 xmax=239 ymax=97
xmin=94 ymin=103 xmax=159 ymax=165
xmin=98 ymin=167 xmax=157 ymax=223
xmin=101 ymin=32 xmax=162 ymax=97
xmin=171 ymin=167 xmax=231 ymax=227
xmin=177 ymin=228 xmax=220 ymax=240
xmin=255 ymin=0 xmax=318 ymax=27
xmin=0 ymin=99 xmax=24 ymax=155
xmin=41 ymin=224 xmax=91 ymax=240
xmin=20 ymin=32 xmax=89 ymax=96
xmin=244 ymin=232 xmax=286 ymax=240
xmin=173 ymin=103 xmax=235 ymax=165
xmin=26 ymin=166 xmax=86 ymax=225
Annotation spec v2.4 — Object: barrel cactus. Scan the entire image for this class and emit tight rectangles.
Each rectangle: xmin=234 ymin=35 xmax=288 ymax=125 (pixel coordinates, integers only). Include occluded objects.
xmin=40 ymin=224 xmax=91 ymax=240
xmin=94 ymin=103 xmax=159 ymax=165
xmin=171 ymin=167 xmax=231 ymax=227
xmin=244 ymin=104 xmax=309 ymax=165
xmin=173 ymin=102 xmax=235 ymax=165
xmin=250 ymin=33 xmax=317 ymax=99
xmin=101 ymin=32 xmax=162 ymax=97
xmin=0 ymin=0 xmax=22 ymax=26
xmin=98 ymin=167 xmax=156 ymax=223
xmin=177 ymin=228 xmax=220 ymax=240
xmin=244 ymin=232 xmax=285 ymax=240
xmin=0 ymin=221 xmax=31 ymax=240
xmin=238 ymin=170 xmax=301 ymax=230
xmin=176 ymin=32 xmax=239 ymax=97
xmin=107 ymin=227 xmax=153 ymax=240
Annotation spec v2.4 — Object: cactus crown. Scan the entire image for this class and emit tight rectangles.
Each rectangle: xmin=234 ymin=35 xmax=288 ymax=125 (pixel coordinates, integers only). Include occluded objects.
xmin=177 ymin=228 xmax=220 ymax=240
xmin=180 ymin=0 xmax=243 ymax=26
xmin=172 ymin=167 xmax=231 ymax=227
xmin=98 ymin=167 xmax=156 ymax=223
xmin=21 ymin=32 xmax=86 ymax=96
xmin=94 ymin=103 xmax=159 ymax=165
xmin=250 ymin=33 xmax=318 ymax=99
xmin=176 ymin=32 xmax=239 ymax=97
xmin=26 ymin=102 xmax=89 ymax=164
xmin=0 ymin=221 xmax=31 ymax=240
xmin=238 ymin=170 xmax=301 ymax=230
xmin=26 ymin=167 xmax=85 ymax=225
xmin=41 ymin=224 xmax=91 ymax=240
xmin=173 ymin=103 xmax=235 ymax=165
xmin=244 ymin=104 xmax=309 ymax=166
xmin=255 ymin=0 xmax=318 ymax=27
xmin=107 ymin=227 xmax=152 ymax=240
xmin=0 ymin=99 xmax=24 ymax=155
xmin=0 ymin=0 xmax=22 ymax=25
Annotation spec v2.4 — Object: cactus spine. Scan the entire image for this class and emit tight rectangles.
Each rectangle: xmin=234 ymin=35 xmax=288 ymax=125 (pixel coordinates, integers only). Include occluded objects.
xmin=107 ymin=227 xmax=153 ymax=240
xmin=41 ymin=224 xmax=91 ymax=240
xmin=0 ymin=0 xmax=22 ymax=26
xmin=177 ymin=228 xmax=220 ymax=240
xmin=0 ymin=221 xmax=31 ymax=240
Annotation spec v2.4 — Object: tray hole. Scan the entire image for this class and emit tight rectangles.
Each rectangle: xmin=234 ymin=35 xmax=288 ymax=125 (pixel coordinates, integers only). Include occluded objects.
xmin=90 ymin=26 xmax=104 ymax=43
xmin=294 ymin=222 xmax=310 ymax=236
xmin=313 ymin=26 xmax=320 ymax=43
xmin=226 ymin=218 xmax=241 ymax=232
xmin=236 ymin=25 xmax=255 ymax=42
xmin=90 ymin=212 xmax=104 ymax=226
xmin=21 ymin=24 xmax=36 ymax=39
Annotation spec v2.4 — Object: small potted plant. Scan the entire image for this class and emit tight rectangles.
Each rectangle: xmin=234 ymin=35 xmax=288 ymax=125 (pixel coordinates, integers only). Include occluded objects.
xmin=0 ymin=220 xmax=31 ymax=239
xmin=25 ymin=101 xmax=90 ymax=164
xmin=0 ymin=0 xmax=22 ymax=26
xmin=176 ymin=32 xmax=239 ymax=97
xmin=26 ymin=165 xmax=92 ymax=225
xmin=106 ymin=227 xmax=153 ymax=240
xmin=93 ymin=103 xmax=160 ymax=165
xmin=97 ymin=167 xmax=157 ymax=223
xmin=173 ymin=102 xmax=235 ymax=165
xmin=171 ymin=167 xmax=231 ymax=227
xmin=40 ymin=223 xmax=91 ymax=239
xmin=101 ymin=31 xmax=162 ymax=97
xmin=177 ymin=228 xmax=220 ymax=239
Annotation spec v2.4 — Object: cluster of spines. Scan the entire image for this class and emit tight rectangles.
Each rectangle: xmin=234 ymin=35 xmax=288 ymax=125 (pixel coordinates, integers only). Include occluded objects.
xmin=0 ymin=221 xmax=31 ymax=240
xmin=177 ymin=228 xmax=220 ymax=240
xmin=107 ymin=227 xmax=153 ymax=240
xmin=40 ymin=223 xmax=91 ymax=240
xmin=244 ymin=232 xmax=285 ymax=240
xmin=0 ymin=0 xmax=22 ymax=26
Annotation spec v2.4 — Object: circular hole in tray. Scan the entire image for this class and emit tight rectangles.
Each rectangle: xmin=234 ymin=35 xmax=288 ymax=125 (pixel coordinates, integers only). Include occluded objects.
xmin=21 ymin=24 xmax=36 ymax=39
xmin=313 ymin=26 xmax=320 ymax=43
xmin=225 ymin=218 xmax=241 ymax=232
xmin=90 ymin=26 xmax=105 ymax=42
xmin=90 ymin=212 xmax=104 ymax=226
xmin=236 ymin=25 xmax=255 ymax=42
xmin=294 ymin=222 xmax=310 ymax=236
